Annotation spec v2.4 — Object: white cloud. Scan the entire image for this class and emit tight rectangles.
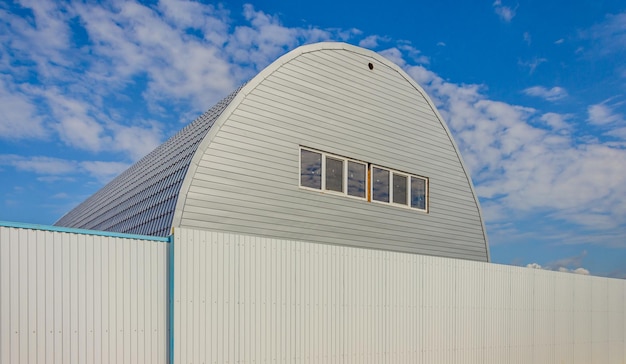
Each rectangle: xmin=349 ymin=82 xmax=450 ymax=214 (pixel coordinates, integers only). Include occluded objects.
xmin=73 ymin=1 xmax=238 ymax=110
xmin=400 ymin=60 xmax=626 ymax=235
xmin=437 ymin=41 xmax=446 ymax=47
xmin=523 ymin=32 xmax=531 ymax=45
xmin=587 ymin=102 xmax=624 ymax=125
xmin=110 ymin=122 xmax=164 ymax=160
xmin=0 ymin=0 xmax=74 ymax=79
xmin=554 ymin=38 xmax=564 ymax=44
xmin=46 ymin=90 xmax=108 ymax=152
xmin=493 ymin=0 xmax=516 ymax=22
xmin=559 ymin=267 xmax=590 ymax=275
xmin=539 ymin=112 xmax=572 ymax=131
xmin=80 ymin=161 xmax=130 ymax=182
xmin=359 ymin=35 xmax=390 ymax=48
xmin=523 ymin=86 xmax=568 ymax=101
xmin=0 ymin=77 xmax=47 ymax=139
xmin=607 ymin=126 xmax=626 ymax=140
xmin=397 ymin=43 xmax=429 ymax=64
xmin=527 ymin=251 xmax=591 ymax=274
xmin=527 ymin=263 xmax=590 ymax=275
xmin=379 ymin=48 xmax=407 ymax=67
xmin=0 ymin=155 xmax=77 ymax=175
xmin=226 ymin=4 xmax=334 ymax=76
xmin=0 ymin=154 xmax=129 ymax=182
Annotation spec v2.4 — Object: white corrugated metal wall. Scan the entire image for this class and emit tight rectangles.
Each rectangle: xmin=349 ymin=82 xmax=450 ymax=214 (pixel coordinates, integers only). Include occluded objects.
xmin=0 ymin=224 xmax=170 ymax=364
xmin=173 ymin=227 xmax=626 ymax=364
xmin=2 ymin=224 xmax=625 ymax=363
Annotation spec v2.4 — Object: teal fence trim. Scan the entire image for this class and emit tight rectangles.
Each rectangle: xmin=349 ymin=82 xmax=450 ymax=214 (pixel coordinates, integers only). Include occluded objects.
xmin=0 ymin=220 xmax=171 ymax=242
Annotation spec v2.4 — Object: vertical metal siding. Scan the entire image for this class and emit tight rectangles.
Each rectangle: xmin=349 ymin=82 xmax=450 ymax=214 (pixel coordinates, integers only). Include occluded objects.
xmin=0 ymin=225 xmax=169 ymax=364
xmin=173 ymin=227 xmax=626 ymax=364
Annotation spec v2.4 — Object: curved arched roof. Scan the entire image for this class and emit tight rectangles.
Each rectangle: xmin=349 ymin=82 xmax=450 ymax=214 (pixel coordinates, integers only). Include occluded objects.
xmin=55 ymin=87 xmax=243 ymax=236
xmin=56 ymin=42 xmax=490 ymax=261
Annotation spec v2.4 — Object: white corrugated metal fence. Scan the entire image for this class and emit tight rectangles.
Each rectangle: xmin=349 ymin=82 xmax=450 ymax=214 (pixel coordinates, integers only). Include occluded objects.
xmin=1 ymin=224 xmax=625 ymax=363
xmin=0 ymin=224 xmax=170 ymax=364
xmin=173 ymin=228 xmax=625 ymax=364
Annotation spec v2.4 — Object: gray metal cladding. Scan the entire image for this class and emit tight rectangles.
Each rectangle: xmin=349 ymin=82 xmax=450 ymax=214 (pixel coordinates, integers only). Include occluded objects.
xmin=55 ymin=42 xmax=489 ymax=261
xmin=176 ymin=43 xmax=490 ymax=261
xmin=54 ymin=86 xmax=243 ymax=237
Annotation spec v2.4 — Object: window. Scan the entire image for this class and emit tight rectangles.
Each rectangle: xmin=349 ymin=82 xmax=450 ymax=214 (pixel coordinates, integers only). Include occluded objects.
xmin=393 ymin=173 xmax=408 ymax=205
xmin=347 ymin=161 xmax=366 ymax=198
xmin=411 ymin=176 xmax=427 ymax=210
xmin=300 ymin=149 xmax=322 ymax=189
xmin=325 ymin=156 xmax=344 ymax=192
xmin=300 ymin=147 xmax=428 ymax=211
xmin=372 ymin=167 xmax=389 ymax=202
xmin=371 ymin=166 xmax=426 ymax=210
xmin=300 ymin=147 xmax=367 ymax=200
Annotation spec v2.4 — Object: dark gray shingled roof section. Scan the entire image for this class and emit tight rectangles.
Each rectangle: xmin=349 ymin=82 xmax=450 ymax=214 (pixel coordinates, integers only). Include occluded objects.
xmin=55 ymin=86 xmax=243 ymax=237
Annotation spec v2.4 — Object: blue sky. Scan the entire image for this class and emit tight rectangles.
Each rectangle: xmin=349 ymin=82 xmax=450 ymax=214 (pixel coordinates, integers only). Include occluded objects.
xmin=1 ymin=0 xmax=625 ymax=277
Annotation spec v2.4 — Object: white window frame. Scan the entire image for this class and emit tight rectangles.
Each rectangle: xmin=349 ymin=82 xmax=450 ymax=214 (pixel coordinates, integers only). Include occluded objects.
xmin=299 ymin=147 xmax=367 ymax=200
xmin=346 ymin=159 xmax=368 ymax=199
xmin=370 ymin=165 xmax=392 ymax=204
xmin=370 ymin=164 xmax=428 ymax=212
xmin=410 ymin=175 xmax=429 ymax=212
xmin=392 ymin=170 xmax=411 ymax=206
xmin=300 ymin=147 xmax=428 ymax=212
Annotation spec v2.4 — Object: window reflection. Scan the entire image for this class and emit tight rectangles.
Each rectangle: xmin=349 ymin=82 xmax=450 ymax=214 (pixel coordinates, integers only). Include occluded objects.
xmin=347 ymin=161 xmax=366 ymax=198
xmin=300 ymin=147 xmax=426 ymax=211
xmin=411 ymin=176 xmax=426 ymax=210
xmin=372 ymin=167 xmax=389 ymax=202
xmin=393 ymin=173 xmax=408 ymax=205
xmin=300 ymin=149 xmax=322 ymax=189
xmin=325 ymin=157 xmax=344 ymax=192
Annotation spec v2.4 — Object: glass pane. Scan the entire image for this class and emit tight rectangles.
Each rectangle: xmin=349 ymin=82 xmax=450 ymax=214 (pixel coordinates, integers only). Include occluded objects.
xmin=347 ymin=161 xmax=366 ymax=198
xmin=393 ymin=173 xmax=408 ymax=205
xmin=300 ymin=149 xmax=321 ymax=189
xmin=325 ymin=157 xmax=344 ymax=192
xmin=411 ymin=176 xmax=426 ymax=210
xmin=372 ymin=167 xmax=389 ymax=202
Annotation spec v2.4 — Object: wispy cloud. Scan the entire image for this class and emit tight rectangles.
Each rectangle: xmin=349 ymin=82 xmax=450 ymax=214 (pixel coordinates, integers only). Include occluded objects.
xmin=527 ymin=263 xmax=590 ymax=275
xmin=519 ymin=57 xmax=547 ymax=74
xmin=0 ymin=155 xmax=77 ymax=175
xmin=523 ymin=32 xmax=531 ymax=45
xmin=527 ymin=251 xmax=590 ymax=274
xmin=80 ymin=161 xmax=130 ymax=182
xmin=0 ymin=77 xmax=47 ymax=140
xmin=493 ymin=0 xmax=517 ymax=22
xmin=0 ymin=155 xmax=129 ymax=183
xmin=0 ymin=1 xmax=348 ymax=162
xmin=378 ymin=45 xmax=429 ymax=67
xmin=523 ymin=86 xmax=568 ymax=101
xmin=358 ymin=35 xmax=390 ymax=48
xmin=397 ymin=43 xmax=429 ymax=64
xmin=398 ymin=58 xmax=626 ymax=241
xmin=581 ymin=11 xmax=626 ymax=56
xmin=587 ymin=101 xmax=624 ymax=125
xmin=539 ymin=112 xmax=572 ymax=131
